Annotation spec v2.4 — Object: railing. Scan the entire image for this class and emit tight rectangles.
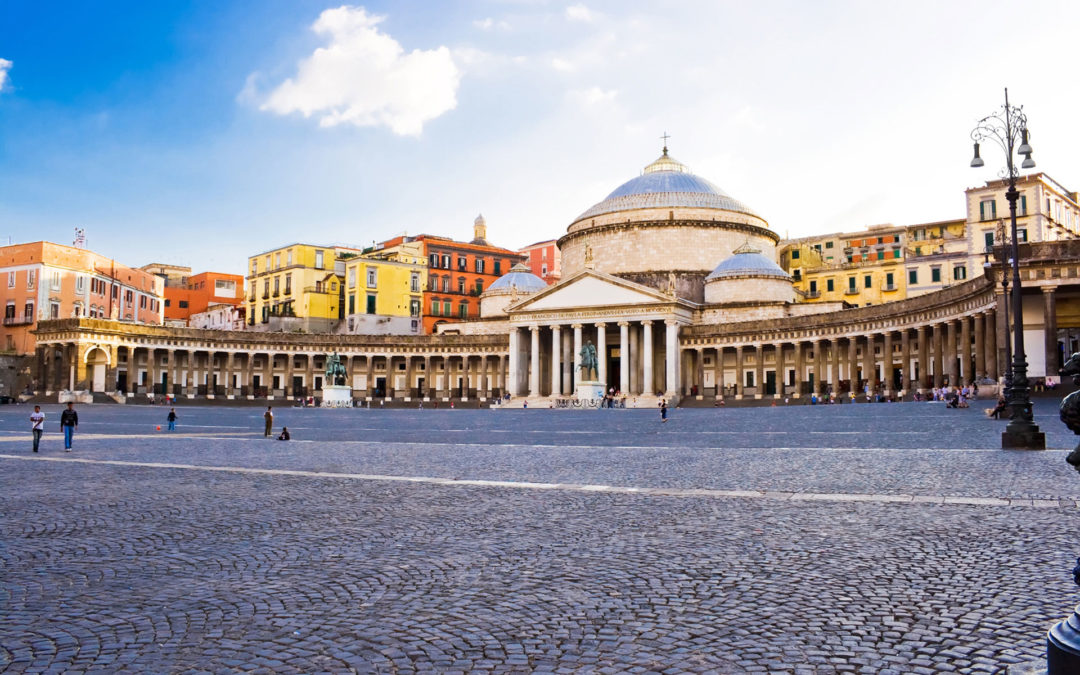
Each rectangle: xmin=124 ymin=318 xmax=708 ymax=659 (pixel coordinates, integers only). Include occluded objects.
xmin=806 ymin=291 xmax=820 ymax=299
xmin=3 ymin=317 xmax=32 ymax=326
xmin=844 ymin=288 xmax=859 ymax=295
xmin=303 ymin=286 xmax=336 ymax=295
xmin=883 ymin=284 xmax=898 ymax=292
xmin=261 ymin=293 xmax=269 ymax=299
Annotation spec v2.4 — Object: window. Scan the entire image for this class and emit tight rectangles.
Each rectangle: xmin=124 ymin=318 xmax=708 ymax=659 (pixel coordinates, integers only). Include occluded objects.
xmin=745 ymin=371 xmax=755 ymax=388
xmin=287 ymin=249 xmax=293 ymax=266
xmin=791 ymin=249 xmax=800 ymax=259
xmin=140 ymin=296 xmax=147 ymax=309
xmin=367 ymin=267 xmax=377 ymax=288
xmin=458 ymin=257 xmax=467 ymax=271
xmin=442 ymin=277 xmax=450 ymax=293
xmin=1017 ymin=229 xmax=1028 ymax=242
xmin=24 ymin=302 xmax=33 ymax=320
xmin=273 ymin=277 xmax=280 ymax=294
xmin=475 ymin=279 xmax=484 ymax=294
xmin=809 ymin=280 xmax=817 ymax=293
xmin=457 ymin=277 xmax=465 ymax=294
xmin=50 ymin=303 xmax=60 ymax=319
xmin=5 ymin=303 xmax=14 ymax=319
xmin=458 ymin=302 xmax=468 ymax=318
xmin=429 ymin=253 xmax=439 ymax=268
xmin=826 ymin=279 xmax=834 ymax=292
xmin=953 ymin=265 xmax=966 ymax=281
xmin=330 ymin=282 xmax=337 ymax=291
xmin=908 ymin=269 xmax=918 ymax=284
xmin=165 ymin=298 xmax=171 ymax=307
xmin=984 ymin=231 xmax=995 ymax=250
xmin=1020 ymin=194 xmax=1027 ymax=216
xmin=431 ymin=299 xmax=440 ymax=316
xmin=876 ymin=250 xmax=885 ymax=260
xmin=475 ymin=258 xmax=485 ymax=274
xmin=848 ymin=277 xmax=856 ymax=292
xmin=178 ymin=300 xmax=189 ymax=309
xmin=793 ymin=269 xmax=802 ymax=281
xmin=263 ymin=280 xmax=270 ymax=297
xmin=285 ymin=274 xmax=292 ymax=295
xmin=366 ymin=294 xmax=377 ymax=314
xmin=6 ymin=271 xmax=14 ymax=288
xmin=885 ymin=272 xmax=894 ymax=288
xmin=265 ymin=255 xmax=271 ymax=271
xmin=410 ymin=273 xmax=420 ymax=293
xmin=931 ymin=267 xmax=941 ymax=283
xmin=979 ymin=199 xmax=997 ymax=221
xmin=914 ymin=247 xmax=922 ymax=257
xmin=275 ymin=253 xmax=281 ymax=269
xmin=494 ymin=261 xmax=502 ymax=275
xmin=27 ymin=270 xmax=35 ymax=289
xmin=262 ymin=306 xmax=268 ymax=323
xmin=443 ymin=300 xmax=451 ymax=316
xmin=252 ymin=260 xmax=258 ymax=275
xmin=441 ymin=254 xmax=451 ymax=268
xmin=892 ymin=248 xmax=901 ymax=259
xmin=348 ymin=268 xmax=356 ymax=288
xmin=825 ymin=241 xmax=833 ymax=249
xmin=864 ymin=275 xmax=872 ymax=289
xmin=348 ymin=295 xmax=355 ymax=314
xmin=541 ymin=264 xmax=548 ymax=276
xmin=410 ymin=299 xmax=420 ymax=317
xmin=315 ymin=250 xmax=324 ymax=269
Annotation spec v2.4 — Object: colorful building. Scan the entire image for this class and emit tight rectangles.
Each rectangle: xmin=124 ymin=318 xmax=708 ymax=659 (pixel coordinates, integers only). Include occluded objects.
xmin=0 ymin=241 xmax=163 ymax=356
xmin=518 ymin=238 xmax=561 ymax=285
xmin=161 ymin=271 xmax=244 ymax=326
xmin=341 ymin=243 xmax=427 ymax=335
xmin=246 ymin=243 xmax=360 ymax=332
xmin=140 ymin=263 xmax=192 ymax=288
xmin=780 ymin=224 xmax=907 ymax=307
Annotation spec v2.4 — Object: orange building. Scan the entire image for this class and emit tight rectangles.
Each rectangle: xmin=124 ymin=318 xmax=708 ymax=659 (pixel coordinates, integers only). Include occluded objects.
xmin=0 ymin=241 xmax=164 ymax=355
xmin=161 ymin=271 xmax=244 ymax=326
xmin=518 ymin=239 xmax=561 ymax=285
xmin=378 ymin=216 xmax=525 ymax=333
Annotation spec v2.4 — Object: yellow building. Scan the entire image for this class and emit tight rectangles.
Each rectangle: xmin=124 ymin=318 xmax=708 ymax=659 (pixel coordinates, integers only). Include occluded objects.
xmin=342 ymin=244 xmax=427 ymax=335
xmin=780 ymin=224 xmax=906 ymax=307
xmin=246 ymin=243 xmax=359 ymax=332
xmin=903 ymin=219 xmax=969 ymax=298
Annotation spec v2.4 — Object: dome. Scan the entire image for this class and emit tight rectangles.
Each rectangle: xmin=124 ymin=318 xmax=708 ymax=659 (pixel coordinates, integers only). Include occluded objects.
xmin=575 ymin=149 xmax=760 ymax=221
xmin=706 ymin=243 xmax=790 ymax=281
xmin=486 ymin=262 xmax=547 ymax=293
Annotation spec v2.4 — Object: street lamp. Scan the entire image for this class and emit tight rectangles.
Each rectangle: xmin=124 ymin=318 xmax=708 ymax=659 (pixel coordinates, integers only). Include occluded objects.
xmin=969 ymin=88 xmax=1045 ymax=450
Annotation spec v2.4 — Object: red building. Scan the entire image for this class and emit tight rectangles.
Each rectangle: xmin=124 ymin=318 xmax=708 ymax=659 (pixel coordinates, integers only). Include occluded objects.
xmin=161 ymin=272 xmax=244 ymax=326
xmin=518 ymin=239 xmax=561 ymax=285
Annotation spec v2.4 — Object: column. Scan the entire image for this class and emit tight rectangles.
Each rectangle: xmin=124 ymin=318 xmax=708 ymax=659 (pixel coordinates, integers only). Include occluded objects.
xmin=773 ymin=344 xmax=784 ymax=397
xmin=695 ymin=346 xmax=705 ymax=397
xmin=572 ymin=324 xmax=582 ymax=390
xmin=932 ymin=324 xmax=944 ymax=388
xmin=973 ymin=314 xmax=985 ymax=380
xmin=984 ymin=310 xmax=998 ymax=381
xmin=642 ymin=321 xmax=654 ymax=396
xmin=714 ymin=345 xmax=724 ymax=398
xmin=863 ymin=335 xmax=875 ymax=392
xmin=814 ymin=339 xmax=826 ymax=394
xmin=406 ymin=355 xmax=416 ymax=398
xmin=996 ymin=291 xmax=1009 ymax=381
xmin=423 ymin=356 xmax=433 ymax=398
xmin=1045 ymin=288 xmax=1059 ymax=378
xmin=529 ymin=325 xmax=540 ymax=397
xmin=735 ymin=345 xmax=745 ymax=398
xmin=550 ymin=324 xmax=562 ymax=397
xmin=170 ymin=349 xmax=180 ymax=396
xmin=960 ymin=316 xmax=972 ymax=385
xmin=629 ymin=324 xmax=640 ymax=395
xmin=508 ymin=328 xmax=520 ymax=397
xmin=917 ymin=325 xmax=929 ymax=390
xmin=755 ymin=345 xmax=765 ymax=398
xmin=900 ymin=330 xmax=911 ymax=393
xmin=619 ymin=322 xmax=630 ymax=394
xmin=946 ymin=320 xmax=958 ymax=386
xmin=224 ymin=352 xmax=234 ymax=397
xmin=264 ymin=352 xmax=274 ymax=397
xmin=596 ymin=323 xmax=608 ymax=387
xmin=282 ymin=351 xmax=293 ymax=397
xmin=365 ymin=355 xmax=375 ymax=398
xmin=480 ymin=356 xmax=489 ymax=398
xmin=846 ymin=337 xmax=857 ymax=392
xmin=830 ymin=338 xmax=840 ymax=396
xmin=664 ymin=320 xmax=678 ymax=396
xmin=304 ymin=354 xmax=314 ymax=397
xmin=146 ymin=348 xmax=157 ymax=396
xmin=883 ymin=332 xmax=894 ymax=395
xmin=185 ymin=351 xmax=195 ymax=395
xmin=244 ymin=352 xmax=255 ymax=396
xmin=793 ymin=341 xmax=804 ymax=398
xmin=562 ymin=329 xmax=572 ymax=396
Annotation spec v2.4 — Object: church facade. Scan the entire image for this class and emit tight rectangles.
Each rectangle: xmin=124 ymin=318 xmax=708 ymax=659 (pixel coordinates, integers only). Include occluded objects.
xmin=29 ymin=149 xmax=1080 ymax=405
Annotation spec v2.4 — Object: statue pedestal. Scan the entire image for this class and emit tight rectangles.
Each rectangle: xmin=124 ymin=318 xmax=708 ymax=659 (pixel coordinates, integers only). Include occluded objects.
xmin=576 ymin=380 xmax=605 ymax=401
xmin=320 ymin=385 xmax=352 ymax=408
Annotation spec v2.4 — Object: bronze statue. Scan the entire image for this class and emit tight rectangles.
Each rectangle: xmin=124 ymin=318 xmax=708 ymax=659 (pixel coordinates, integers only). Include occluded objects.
xmin=324 ymin=352 xmax=347 ymax=387
xmin=1061 ymin=352 xmax=1080 ymax=472
xmin=579 ymin=340 xmax=598 ymax=381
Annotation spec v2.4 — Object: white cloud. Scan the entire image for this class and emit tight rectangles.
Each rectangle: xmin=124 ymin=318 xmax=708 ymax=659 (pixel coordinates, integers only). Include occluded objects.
xmin=570 ymin=86 xmax=617 ymax=107
xmin=0 ymin=59 xmax=12 ymax=92
xmin=260 ymin=6 xmax=460 ymax=136
xmin=551 ymin=57 xmax=576 ymax=72
xmin=474 ymin=17 xmax=494 ymax=30
xmin=565 ymin=4 xmax=596 ymax=22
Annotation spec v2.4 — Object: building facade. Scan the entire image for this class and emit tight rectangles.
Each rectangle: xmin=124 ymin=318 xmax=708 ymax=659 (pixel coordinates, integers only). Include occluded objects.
xmin=246 ymin=243 xmax=358 ymax=332
xmin=1 ymin=241 xmax=163 ymax=356
xmin=163 ymin=271 xmax=244 ymax=326
xmin=519 ymin=239 xmax=561 ymax=285
xmin=341 ymin=252 xmax=427 ymax=335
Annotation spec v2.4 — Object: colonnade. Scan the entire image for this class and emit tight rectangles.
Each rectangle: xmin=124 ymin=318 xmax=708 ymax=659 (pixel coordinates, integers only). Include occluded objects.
xmin=681 ymin=310 xmax=1000 ymax=399
xmin=507 ymin=318 xmax=681 ymax=398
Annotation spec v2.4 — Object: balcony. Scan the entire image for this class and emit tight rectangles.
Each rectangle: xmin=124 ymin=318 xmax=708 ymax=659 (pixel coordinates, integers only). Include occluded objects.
xmin=272 ymin=290 xmax=280 ymax=297
xmin=844 ymin=288 xmax=860 ymax=296
xmin=3 ymin=316 xmax=32 ymax=326
xmin=805 ymin=291 xmax=821 ymax=299
xmin=303 ymin=286 xmax=336 ymax=295
xmin=882 ymin=284 xmax=898 ymax=292
xmin=261 ymin=293 xmax=270 ymax=300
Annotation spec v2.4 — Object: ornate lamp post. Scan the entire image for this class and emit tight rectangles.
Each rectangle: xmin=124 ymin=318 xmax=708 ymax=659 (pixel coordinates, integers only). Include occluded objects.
xmin=995 ymin=220 xmax=1013 ymax=402
xmin=969 ymin=88 xmax=1045 ymax=449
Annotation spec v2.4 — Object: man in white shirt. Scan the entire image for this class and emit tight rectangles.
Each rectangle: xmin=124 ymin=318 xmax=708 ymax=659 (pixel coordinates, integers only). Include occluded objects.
xmin=30 ymin=405 xmax=44 ymax=453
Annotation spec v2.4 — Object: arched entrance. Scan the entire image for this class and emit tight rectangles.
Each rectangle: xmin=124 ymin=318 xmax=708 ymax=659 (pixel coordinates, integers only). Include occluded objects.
xmin=84 ymin=347 xmax=110 ymax=392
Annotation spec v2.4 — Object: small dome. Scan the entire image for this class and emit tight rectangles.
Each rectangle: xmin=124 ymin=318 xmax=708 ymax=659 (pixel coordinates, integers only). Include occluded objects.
xmin=706 ymin=243 xmax=790 ymax=281
xmin=486 ymin=262 xmax=547 ymax=293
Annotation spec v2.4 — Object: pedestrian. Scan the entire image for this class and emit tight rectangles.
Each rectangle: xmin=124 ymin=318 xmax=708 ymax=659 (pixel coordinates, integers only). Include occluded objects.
xmin=660 ymin=398 xmax=668 ymax=423
xmin=60 ymin=402 xmax=78 ymax=452
xmin=277 ymin=426 xmax=291 ymax=441
xmin=167 ymin=408 xmax=178 ymax=431
xmin=30 ymin=405 xmax=44 ymax=453
xmin=264 ymin=406 xmax=273 ymax=437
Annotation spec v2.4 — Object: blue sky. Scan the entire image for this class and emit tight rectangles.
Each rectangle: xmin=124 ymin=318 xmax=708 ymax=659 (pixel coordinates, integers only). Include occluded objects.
xmin=2 ymin=1 xmax=1079 ymax=275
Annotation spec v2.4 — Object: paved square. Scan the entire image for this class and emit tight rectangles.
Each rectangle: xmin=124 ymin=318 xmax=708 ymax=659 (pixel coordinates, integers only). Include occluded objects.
xmin=2 ymin=399 xmax=1079 ymax=673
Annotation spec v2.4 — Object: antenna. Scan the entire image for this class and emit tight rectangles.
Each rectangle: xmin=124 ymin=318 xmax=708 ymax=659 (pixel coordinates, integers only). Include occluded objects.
xmin=73 ymin=227 xmax=86 ymax=249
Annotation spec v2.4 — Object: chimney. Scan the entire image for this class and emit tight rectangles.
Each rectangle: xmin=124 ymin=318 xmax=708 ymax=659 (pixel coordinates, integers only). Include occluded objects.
xmin=471 ymin=214 xmax=488 ymax=245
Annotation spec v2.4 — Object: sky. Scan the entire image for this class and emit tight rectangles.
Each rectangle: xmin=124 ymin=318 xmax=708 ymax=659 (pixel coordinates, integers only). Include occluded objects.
xmin=2 ymin=0 xmax=1079 ymax=275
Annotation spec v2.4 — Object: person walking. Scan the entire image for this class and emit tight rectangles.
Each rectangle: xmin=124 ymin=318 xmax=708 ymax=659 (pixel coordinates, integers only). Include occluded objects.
xmin=167 ymin=408 xmax=178 ymax=432
xmin=30 ymin=405 xmax=44 ymax=453
xmin=60 ymin=402 xmax=78 ymax=452
xmin=263 ymin=406 xmax=273 ymax=437
xmin=660 ymin=398 xmax=668 ymax=423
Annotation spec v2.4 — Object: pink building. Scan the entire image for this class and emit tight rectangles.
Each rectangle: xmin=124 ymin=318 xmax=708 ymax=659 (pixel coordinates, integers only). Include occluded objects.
xmin=518 ymin=239 xmax=561 ymax=285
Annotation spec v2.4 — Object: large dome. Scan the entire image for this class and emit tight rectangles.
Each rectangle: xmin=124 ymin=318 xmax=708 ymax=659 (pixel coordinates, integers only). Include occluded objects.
xmin=486 ymin=262 xmax=547 ymax=293
xmin=575 ymin=149 xmax=760 ymax=221
xmin=706 ymin=244 xmax=791 ymax=281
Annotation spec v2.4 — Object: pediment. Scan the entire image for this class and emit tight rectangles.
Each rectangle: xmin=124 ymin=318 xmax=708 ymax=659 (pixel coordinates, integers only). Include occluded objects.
xmin=511 ymin=271 xmax=673 ymax=312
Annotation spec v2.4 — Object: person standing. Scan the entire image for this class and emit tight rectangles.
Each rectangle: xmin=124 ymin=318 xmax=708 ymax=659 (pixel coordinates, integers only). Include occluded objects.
xmin=30 ymin=405 xmax=44 ymax=453
xmin=660 ymin=399 xmax=668 ymax=423
xmin=167 ymin=408 xmax=178 ymax=432
xmin=60 ymin=402 xmax=78 ymax=452
xmin=263 ymin=406 xmax=274 ymax=437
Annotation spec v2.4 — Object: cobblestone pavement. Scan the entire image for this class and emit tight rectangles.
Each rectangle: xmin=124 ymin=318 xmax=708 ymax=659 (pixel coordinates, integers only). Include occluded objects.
xmin=1 ymin=400 xmax=1078 ymax=673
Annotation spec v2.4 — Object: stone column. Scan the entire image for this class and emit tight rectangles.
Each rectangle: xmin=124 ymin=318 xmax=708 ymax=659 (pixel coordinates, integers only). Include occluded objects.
xmin=281 ymin=351 xmax=292 ymax=397
xmin=480 ymin=356 xmax=489 ymax=398
xmin=550 ymin=325 xmax=562 ymax=397
xmin=629 ymin=323 xmax=640 ymax=395
xmin=973 ymin=314 xmax=985 ymax=380
xmin=695 ymin=346 xmax=705 ymax=397
xmin=995 ymin=291 xmax=1009 ymax=381
xmin=224 ymin=352 xmax=234 ymax=397
xmin=932 ymin=324 xmax=944 ymax=388
xmin=423 ymin=356 xmax=432 ymax=398
xmin=572 ymin=324 xmax=582 ymax=390
xmin=1045 ymin=288 xmax=1059 ymax=377
xmin=642 ymin=321 xmax=654 ymax=396
xmin=960 ymin=316 xmax=972 ymax=385
xmin=829 ymin=338 xmax=840 ymax=396
xmin=863 ymin=335 xmax=875 ymax=392
xmin=264 ymin=352 xmax=274 ymax=397
xmin=244 ymin=351 xmax=255 ymax=397
xmin=900 ymin=330 xmax=911 ymax=393
xmin=664 ymin=320 xmax=678 ymax=397
xmin=303 ymin=353 xmax=313 ymax=397
xmin=984 ymin=309 xmax=998 ymax=381
xmin=170 ymin=349 xmax=180 ymax=396
xmin=883 ymin=332 xmax=894 ymax=395
xmin=714 ymin=345 xmax=724 ymax=398
xmin=508 ymin=327 xmax=520 ymax=397
xmin=917 ymin=325 xmax=928 ymax=390
xmin=755 ymin=345 xmax=765 ymax=398
xmin=146 ymin=348 xmax=157 ymax=396
xmin=945 ymin=320 xmax=958 ymax=386
xmin=562 ymin=329 xmax=573 ymax=396
xmin=596 ymin=323 xmax=608 ymax=387
xmin=846 ymin=338 xmax=857 ymax=392
xmin=365 ymin=356 xmax=375 ymax=398
xmin=814 ymin=339 xmax=826 ymax=394
xmin=529 ymin=325 xmax=540 ymax=397
xmin=735 ymin=345 xmax=745 ymax=399
xmin=793 ymin=341 xmax=804 ymax=398
xmin=405 ymin=355 xmax=416 ymax=398
xmin=619 ymin=322 xmax=630 ymax=394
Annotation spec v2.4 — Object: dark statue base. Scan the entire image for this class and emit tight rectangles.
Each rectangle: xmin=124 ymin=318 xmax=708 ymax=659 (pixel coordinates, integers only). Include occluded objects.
xmin=1048 ymin=605 xmax=1080 ymax=674
xmin=1001 ymin=429 xmax=1046 ymax=450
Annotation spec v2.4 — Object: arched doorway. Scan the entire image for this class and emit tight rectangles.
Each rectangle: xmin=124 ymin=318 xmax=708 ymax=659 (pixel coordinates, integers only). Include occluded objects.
xmin=84 ymin=347 xmax=110 ymax=392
